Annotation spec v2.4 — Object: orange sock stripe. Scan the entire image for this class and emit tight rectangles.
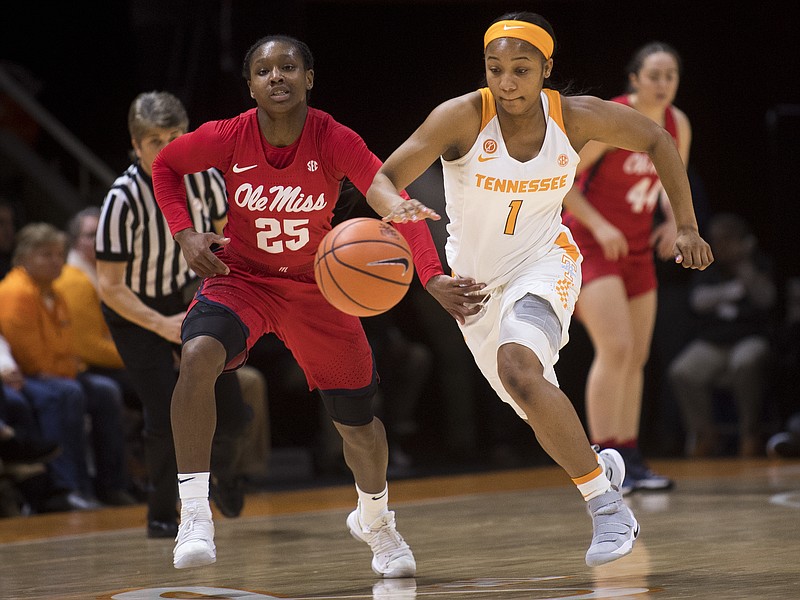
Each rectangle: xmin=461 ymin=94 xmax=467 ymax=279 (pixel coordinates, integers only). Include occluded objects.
xmin=572 ymin=464 xmax=602 ymax=486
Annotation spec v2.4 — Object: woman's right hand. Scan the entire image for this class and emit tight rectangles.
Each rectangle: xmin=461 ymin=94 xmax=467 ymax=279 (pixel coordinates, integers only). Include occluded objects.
xmin=426 ymin=274 xmax=487 ymax=325
xmin=593 ymin=222 xmax=628 ymax=261
xmin=174 ymin=229 xmax=231 ymax=277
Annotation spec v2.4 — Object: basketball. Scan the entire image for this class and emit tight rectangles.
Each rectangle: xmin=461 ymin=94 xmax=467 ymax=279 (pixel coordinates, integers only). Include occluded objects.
xmin=314 ymin=217 xmax=414 ymax=317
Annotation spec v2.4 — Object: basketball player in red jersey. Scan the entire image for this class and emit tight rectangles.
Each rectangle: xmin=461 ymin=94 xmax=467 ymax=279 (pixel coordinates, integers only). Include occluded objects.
xmin=561 ymin=43 xmax=690 ymax=494
xmin=151 ymin=35 xmax=484 ymax=574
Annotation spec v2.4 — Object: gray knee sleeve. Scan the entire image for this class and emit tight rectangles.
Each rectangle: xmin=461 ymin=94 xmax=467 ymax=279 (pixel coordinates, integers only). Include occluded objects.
xmin=511 ymin=293 xmax=562 ymax=357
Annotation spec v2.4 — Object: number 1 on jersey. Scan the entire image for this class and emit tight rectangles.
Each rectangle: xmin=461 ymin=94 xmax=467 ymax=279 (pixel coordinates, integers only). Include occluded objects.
xmin=505 ymin=199 xmax=523 ymax=235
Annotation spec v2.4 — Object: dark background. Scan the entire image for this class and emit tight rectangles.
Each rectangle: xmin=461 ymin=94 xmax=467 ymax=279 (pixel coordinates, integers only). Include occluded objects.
xmin=2 ymin=0 xmax=798 ymax=467
xmin=3 ymin=1 xmax=798 ymax=245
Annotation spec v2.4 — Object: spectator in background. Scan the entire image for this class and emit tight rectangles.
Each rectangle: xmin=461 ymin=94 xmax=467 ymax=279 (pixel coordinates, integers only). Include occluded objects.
xmin=96 ymin=91 xmax=251 ymax=539
xmin=55 ymin=207 xmax=131 ymax=381
xmin=0 ymin=222 xmax=135 ymax=506
xmin=0 ymin=350 xmax=67 ymax=516
xmin=0 ymin=202 xmax=93 ymax=511
xmin=0 ymin=384 xmax=59 ymax=466
xmin=55 ymin=206 xmax=146 ymax=497
xmin=1 ymin=333 xmax=100 ymax=512
xmin=669 ymin=212 xmax=777 ymax=457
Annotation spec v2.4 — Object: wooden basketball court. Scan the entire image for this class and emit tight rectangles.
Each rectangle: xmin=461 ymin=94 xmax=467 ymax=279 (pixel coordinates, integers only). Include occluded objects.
xmin=1 ymin=457 xmax=798 ymax=599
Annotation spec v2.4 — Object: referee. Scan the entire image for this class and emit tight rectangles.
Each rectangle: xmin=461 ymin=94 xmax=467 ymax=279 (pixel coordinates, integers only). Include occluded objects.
xmin=96 ymin=91 xmax=250 ymax=538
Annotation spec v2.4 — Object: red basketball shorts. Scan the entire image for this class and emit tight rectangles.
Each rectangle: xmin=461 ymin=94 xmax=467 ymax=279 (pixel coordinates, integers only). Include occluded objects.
xmin=194 ymin=256 xmax=374 ymax=392
xmin=577 ymin=240 xmax=657 ymax=298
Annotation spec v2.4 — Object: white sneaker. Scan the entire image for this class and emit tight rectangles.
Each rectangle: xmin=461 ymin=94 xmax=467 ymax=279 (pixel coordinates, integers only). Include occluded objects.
xmin=173 ymin=501 xmax=216 ymax=569
xmin=347 ymin=506 xmax=416 ymax=578
xmin=585 ymin=488 xmax=639 ymax=567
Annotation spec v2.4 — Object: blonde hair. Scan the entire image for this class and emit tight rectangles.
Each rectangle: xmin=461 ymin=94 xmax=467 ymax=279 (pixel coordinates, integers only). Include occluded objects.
xmin=12 ymin=222 xmax=67 ymax=266
xmin=127 ymin=91 xmax=189 ymax=143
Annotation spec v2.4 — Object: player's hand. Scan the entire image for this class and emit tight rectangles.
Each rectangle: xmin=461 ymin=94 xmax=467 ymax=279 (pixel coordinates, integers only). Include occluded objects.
xmin=593 ymin=222 xmax=628 ymax=261
xmin=0 ymin=365 xmax=25 ymax=391
xmin=674 ymin=229 xmax=714 ymax=270
xmin=159 ymin=312 xmax=187 ymax=345
xmin=426 ymin=274 xmax=487 ymax=325
xmin=174 ymin=229 xmax=231 ymax=277
xmin=651 ymin=220 xmax=678 ymax=261
xmin=382 ymin=199 xmax=441 ymax=223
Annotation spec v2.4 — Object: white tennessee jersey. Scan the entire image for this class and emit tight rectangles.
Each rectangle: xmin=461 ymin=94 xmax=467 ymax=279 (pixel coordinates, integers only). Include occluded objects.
xmin=442 ymin=88 xmax=580 ymax=288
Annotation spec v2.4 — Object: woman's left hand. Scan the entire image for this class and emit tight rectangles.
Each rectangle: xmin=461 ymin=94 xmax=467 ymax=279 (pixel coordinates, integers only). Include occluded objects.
xmin=674 ymin=230 xmax=714 ymax=269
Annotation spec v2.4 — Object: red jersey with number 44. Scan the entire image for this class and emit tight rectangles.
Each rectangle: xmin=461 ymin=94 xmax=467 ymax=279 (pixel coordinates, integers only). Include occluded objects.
xmin=566 ymin=95 xmax=678 ymax=254
xmin=152 ymin=107 xmax=442 ymax=285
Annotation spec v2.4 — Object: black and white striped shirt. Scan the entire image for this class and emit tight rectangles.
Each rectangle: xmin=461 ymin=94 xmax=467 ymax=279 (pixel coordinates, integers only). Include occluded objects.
xmin=96 ymin=162 xmax=227 ymax=298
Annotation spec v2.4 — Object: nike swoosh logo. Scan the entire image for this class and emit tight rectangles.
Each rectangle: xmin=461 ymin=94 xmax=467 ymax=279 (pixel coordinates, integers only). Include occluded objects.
xmin=367 ymin=257 xmax=411 ymax=274
xmin=232 ymin=163 xmax=258 ymax=173
xmin=477 ymin=155 xmax=498 ymax=162
xmin=371 ymin=491 xmax=388 ymax=501
xmin=503 ymin=25 xmax=525 ymax=30
xmin=177 ymin=477 xmax=195 ymax=484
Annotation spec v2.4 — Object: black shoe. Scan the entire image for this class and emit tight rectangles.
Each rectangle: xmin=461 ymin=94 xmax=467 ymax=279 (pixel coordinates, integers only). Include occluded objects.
xmin=37 ymin=491 xmax=77 ymax=513
xmin=147 ymin=519 xmax=178 ymax=538
xmin=97 ymin=489 xmax=138 ymax=506
xmin=39 ymin=491 xmax=101 ymax=512
xmin=210 ymin=476 xmax=244 ymax=518
xmin=617 ymin=446 xmax=674 ymax=495
xmin=767 ymin=432 xmax=800 ymax=458
xmin=0 ymin=435 xmax=61 ymax=464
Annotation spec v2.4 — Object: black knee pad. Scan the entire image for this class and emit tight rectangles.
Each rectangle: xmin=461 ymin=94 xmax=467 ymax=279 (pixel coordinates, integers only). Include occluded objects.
xmin=319 ymin=373 xmax=378 ymax=427
xmin=182 ymin=301 xmax=248 ymax=368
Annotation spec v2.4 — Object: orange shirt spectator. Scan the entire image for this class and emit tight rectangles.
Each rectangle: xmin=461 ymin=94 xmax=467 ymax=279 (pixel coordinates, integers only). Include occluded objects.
xmin=54 ymin=264 xmax=123 ymax=370
xmin=0 ymin=262 xmax=81 ymax=378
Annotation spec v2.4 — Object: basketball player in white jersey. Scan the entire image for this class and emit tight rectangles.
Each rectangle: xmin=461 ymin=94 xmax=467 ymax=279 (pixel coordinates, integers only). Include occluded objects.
xmin=367 ymin=11 xmax=713 ymax=566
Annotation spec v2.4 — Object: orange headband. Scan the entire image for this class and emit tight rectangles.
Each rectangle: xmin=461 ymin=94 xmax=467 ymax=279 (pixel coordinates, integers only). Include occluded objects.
xmin=484 ymin=20 xmax=554 ymax=60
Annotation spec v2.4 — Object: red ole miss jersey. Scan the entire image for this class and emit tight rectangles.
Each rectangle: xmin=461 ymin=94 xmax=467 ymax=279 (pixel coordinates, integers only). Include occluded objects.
xmin=152 ymin=107 xmax=442 ymax=285
xmin=564 ymin=95 xmax=679 ymax=254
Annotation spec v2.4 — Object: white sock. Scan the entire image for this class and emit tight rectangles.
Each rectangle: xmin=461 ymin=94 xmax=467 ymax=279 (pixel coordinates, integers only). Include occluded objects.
xmin=573 ymin=460 xmax=612 ymax=501
xmin=356 ymin=483 xmax=389 ymax=524
xmin=178 ymin=472 xmax=211 ymax=517
xmin=578 ymin=473 xmax=612 ymax=501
